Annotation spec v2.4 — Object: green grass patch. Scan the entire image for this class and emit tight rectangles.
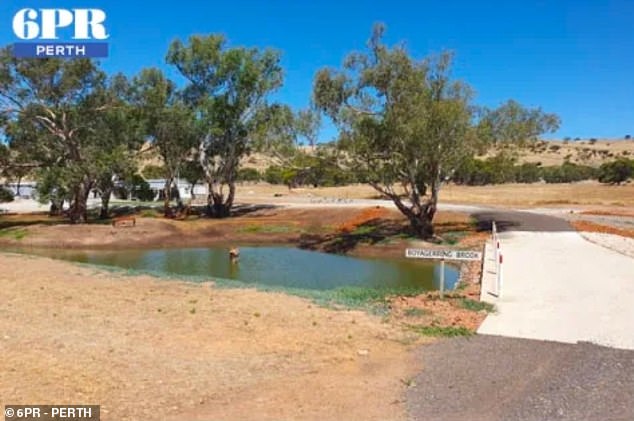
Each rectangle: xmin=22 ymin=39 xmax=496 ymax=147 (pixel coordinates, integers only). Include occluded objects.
xmin=0 ymin=228 xmax=28 ymax=240
xmin=459 ymin=298 xmax=495 ymax=313
xmin=409 ymin=325 xmax=474 ymax=337
xmin=440 ymin=231 xmax=468 ymax=245
xmin=239 ymin=224 xmax=296 ymax=234
xmin=139 ymin=209 xmax=161 ymax=218
xmin=350 ymin=225 xmax=377 ymax=236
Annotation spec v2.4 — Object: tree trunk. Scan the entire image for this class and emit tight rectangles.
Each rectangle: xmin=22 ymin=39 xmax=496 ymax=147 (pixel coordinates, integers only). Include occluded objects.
xmin=206 ymin=181 xmax=235 ymax=218
xmin=163 ymin=177 xmax=173 ymax=217
xmin=49 ymin=199 xmax=63 ymax=216
xmin=370 ymin=179 xmax=439 ymax=240
xmin=99 ymin=188 xmax=112 ymax=219
xmin=69 ymin=182 xmax=90 ymax=224
xmin=407 ymin=210 xmax=435 ymax=239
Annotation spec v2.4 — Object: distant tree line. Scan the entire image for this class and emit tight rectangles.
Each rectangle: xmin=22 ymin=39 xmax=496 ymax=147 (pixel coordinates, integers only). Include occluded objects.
xmin=452 ymin=156 xmax=634 ymax=185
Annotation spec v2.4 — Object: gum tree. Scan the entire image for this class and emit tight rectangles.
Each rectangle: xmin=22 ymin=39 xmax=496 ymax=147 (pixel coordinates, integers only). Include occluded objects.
xmin=166 ymin=35 xmax=286 ymax=217
xmin=130 ymin=68 xmax=199 ymax=216
xmin=0 ymin=49 xmax=111 ymax=223
xmin=313 ymin=25 xmax=560 ymax=238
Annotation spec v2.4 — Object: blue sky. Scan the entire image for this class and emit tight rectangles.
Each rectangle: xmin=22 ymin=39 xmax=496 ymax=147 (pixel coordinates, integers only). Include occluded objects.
xmin=1 ymin=0 xmax=632 ymax=141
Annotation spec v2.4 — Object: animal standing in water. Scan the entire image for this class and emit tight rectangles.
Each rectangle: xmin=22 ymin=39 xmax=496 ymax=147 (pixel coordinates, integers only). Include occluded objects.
xmin=229 ymin=247 xmax=240 ymax=263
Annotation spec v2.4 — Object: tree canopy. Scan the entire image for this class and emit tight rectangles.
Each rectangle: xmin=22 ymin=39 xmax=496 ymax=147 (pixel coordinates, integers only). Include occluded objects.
xmin=313 ymin=24 xmax=560 ymax=238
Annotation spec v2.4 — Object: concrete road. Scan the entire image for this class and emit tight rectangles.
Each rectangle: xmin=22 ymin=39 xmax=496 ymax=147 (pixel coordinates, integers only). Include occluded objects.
xmin=474 ymin=210 xmax=634 ymax=350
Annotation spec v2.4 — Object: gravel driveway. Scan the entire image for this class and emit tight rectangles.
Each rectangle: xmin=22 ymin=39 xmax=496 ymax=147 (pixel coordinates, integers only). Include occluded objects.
xmin=407 ymin=335 xmax=634 ymax=421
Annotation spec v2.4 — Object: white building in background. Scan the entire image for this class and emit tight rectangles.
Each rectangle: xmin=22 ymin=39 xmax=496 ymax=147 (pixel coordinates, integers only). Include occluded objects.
xmin=141 ymin=179 xmax=208 ymax=201
xmin=4 ymin=181 xmax=37 ymax=199
xmin=3 ymin=179 xmax=209 ymax=202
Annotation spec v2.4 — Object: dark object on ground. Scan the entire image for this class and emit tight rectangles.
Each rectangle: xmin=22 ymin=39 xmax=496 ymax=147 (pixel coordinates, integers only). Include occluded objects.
xmin=472 ymin=210 xmax=573 ymax=232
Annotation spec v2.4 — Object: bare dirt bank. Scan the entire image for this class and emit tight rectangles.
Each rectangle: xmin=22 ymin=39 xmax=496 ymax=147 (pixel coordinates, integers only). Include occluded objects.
xmin=0 ymin=207 xmax=476 ymax=257
xmin=0 ymin=252 xmax=418 ymax=421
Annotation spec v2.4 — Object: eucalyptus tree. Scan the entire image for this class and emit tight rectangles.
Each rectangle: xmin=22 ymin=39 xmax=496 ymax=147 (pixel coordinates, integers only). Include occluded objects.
xmin=0 ymin=48 xmax=112 ymax=222
xmin=166 ymin=35 xmax=290 ymax=217
xmin=130 ymin=68 xmax=199 ymax=216
xmin=313 ymin=24 xmax=559 ymax=238
xmin=90 ymin=73 xmax=146 ymax=219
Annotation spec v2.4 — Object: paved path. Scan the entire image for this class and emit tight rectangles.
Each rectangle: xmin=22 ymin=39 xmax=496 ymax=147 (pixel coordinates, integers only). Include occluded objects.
xmin=474 ymin=210 xmax=634 ymax=350
xmin=407 ymin=336 xmax=634 ymax=421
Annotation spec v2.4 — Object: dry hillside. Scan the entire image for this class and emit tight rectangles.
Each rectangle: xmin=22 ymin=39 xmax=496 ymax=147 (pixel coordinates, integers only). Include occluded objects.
xmin=138 ymin=138 xmax=634 ymax=173
xmin=514 ymin=138 xmax=634 ymax=167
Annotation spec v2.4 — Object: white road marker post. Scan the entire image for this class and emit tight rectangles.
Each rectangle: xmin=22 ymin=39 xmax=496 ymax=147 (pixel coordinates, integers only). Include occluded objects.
xmin=439 ymin=259 xmax=445 ymax=299
xmin=497 ymin=253 xmax=503 ymax=297
xmin=491 ymin=221 xmax=498 ymax=264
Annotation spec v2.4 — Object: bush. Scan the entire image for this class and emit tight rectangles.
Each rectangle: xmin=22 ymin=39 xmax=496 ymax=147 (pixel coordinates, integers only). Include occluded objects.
xmin=625 ymin=134 xmax=631 ymax=140
xmin=589 ymin=138 xmax=597 ymax=144
xmin=513 ymin=163 xmax=541 ymax=183
xmin=598 ymin=159 xmax=634 ymax=185
xmin=264 ymin=165 xmax=284 ymax=184
xmin=135 ymin=180 xmax=155 ymax=201
xmin=116 ymin=174 xmax=155 ymax=201
xmin=0 ymin=186 xmax=14 ymax=203
xmin=237 ymin=168 xmax=261 ymax=182
xmin=542 ymin=163 xmax=596 ymax=183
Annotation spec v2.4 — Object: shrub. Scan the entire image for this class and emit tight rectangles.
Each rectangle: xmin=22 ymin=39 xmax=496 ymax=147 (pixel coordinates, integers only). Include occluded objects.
xmin=589 ymin=138 xmax=598 ymax=144
xmin=625 ymin=134 xmax=631 ymax=140
xmin=541 ymin=163 xmax=596 ymax=183
xmin=118 ymin=174 xmax=154 ymax=201
xmin=264 ymin=165 xmax=284 ymax=184
xmin=237 ymin=168 xmax=261 ymax=182
xmin=598 ymin=159 xmax=634 ymax=185
xmin=514 ymin=163 xmax=541 ymax=183
xmin=0 ymin=186 xmax=14 ymax=203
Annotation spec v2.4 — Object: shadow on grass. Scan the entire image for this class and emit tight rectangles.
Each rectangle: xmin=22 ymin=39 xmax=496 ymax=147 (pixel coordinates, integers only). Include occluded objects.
xmin=0 ymin=213 xmax=66 ymax=230
xmin=299 ymin=218 xmax=413 ymax=254
xmin=230 ymin=204 xmax=279 ymax=217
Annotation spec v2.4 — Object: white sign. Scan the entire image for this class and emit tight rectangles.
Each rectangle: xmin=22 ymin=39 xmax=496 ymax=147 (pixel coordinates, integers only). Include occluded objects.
xmin=13 ymin=8 xmax=109 ymax=40
xmin=405 ymin=248 xmax=482 ymax=261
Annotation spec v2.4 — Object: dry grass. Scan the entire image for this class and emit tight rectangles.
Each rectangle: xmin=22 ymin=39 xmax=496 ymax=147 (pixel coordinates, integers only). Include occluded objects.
xmin=440 ymin=182 xmax=634 ymax=207
xmin=235 ymin=181 xmax=634 ymax=208
xmin=515 ymin=138 xmax=634 ymax=166
xmin=0 ymin=253 xmax=417 ymax=421
xmin=581 ymin=209 xmax=634 ymax=217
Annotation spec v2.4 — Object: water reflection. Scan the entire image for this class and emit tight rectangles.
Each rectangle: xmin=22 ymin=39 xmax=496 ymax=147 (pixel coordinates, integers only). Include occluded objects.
xmin=14 ymin=246 xmax=460 ymax=291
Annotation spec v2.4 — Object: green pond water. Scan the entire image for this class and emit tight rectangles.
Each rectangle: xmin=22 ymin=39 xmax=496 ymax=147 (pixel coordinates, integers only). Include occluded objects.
xmin=12 ymin=246 xmax=460 ymax=291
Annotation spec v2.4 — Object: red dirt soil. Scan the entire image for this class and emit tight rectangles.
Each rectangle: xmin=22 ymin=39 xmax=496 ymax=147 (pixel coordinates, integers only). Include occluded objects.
xmin=571 ymin=220 xmax=634 ymax=239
